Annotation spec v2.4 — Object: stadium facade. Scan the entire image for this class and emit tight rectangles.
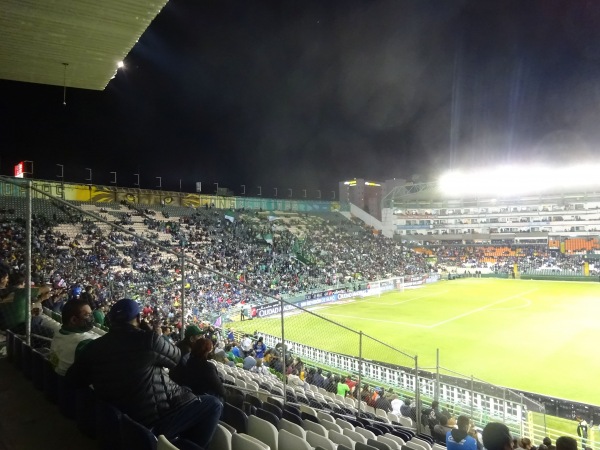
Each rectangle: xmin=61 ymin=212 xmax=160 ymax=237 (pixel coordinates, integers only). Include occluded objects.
xmin=340 ymin=178 xmax=600 ymax=249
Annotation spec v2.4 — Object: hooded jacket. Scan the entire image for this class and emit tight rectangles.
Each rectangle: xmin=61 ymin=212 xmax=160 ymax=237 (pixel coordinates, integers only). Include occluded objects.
xmin=447 ymin=429 xmax=478 ymax=450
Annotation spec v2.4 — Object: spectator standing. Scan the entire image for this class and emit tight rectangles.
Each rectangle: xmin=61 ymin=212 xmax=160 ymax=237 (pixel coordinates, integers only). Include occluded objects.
xmin=336 ymin=376 xmax=350 ymax=397
xmin=577 ymin=417 xmax=588 ymax=450
xmin=253 ymin=336 xmax=266 ymax=359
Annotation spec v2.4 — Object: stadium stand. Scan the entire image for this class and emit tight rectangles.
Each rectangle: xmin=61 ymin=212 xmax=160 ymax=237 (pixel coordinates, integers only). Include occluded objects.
xmin=1 ymin=186 xmax=598 ymax=449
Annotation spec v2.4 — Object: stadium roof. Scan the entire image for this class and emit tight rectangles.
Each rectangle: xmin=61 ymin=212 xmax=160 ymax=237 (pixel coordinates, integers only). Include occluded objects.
xmin=0 ymin=0 xmax=168 ymax=90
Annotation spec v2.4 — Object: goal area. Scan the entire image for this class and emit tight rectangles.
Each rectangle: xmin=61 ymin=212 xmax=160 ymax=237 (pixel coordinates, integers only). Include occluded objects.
xmin=365 ymin=276 xmax=404 ymax=297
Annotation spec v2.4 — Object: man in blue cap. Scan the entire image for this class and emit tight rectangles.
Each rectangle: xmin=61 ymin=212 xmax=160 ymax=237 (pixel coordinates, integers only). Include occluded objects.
xmin=66 ymin=299 xmax=222 ymax=448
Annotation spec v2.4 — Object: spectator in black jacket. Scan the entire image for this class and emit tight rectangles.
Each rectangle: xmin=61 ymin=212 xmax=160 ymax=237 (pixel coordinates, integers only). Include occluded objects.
xmin=66 ymin=299 xmax=222 ymax=449
xmin=182 ymin=338 xmax=225 ymax=402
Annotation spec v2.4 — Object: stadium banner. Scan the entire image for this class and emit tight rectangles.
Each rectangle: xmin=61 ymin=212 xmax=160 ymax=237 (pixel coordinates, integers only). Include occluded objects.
xmin=256 ymin=289 xmax=370 ymax=318
xmin=0 ymin=179 xmax=340 ymax=212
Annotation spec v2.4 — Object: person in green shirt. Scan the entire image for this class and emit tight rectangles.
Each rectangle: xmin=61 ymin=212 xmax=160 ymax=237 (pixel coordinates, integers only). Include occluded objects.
xmin=336 ymin=376 xmax=350 ymax=397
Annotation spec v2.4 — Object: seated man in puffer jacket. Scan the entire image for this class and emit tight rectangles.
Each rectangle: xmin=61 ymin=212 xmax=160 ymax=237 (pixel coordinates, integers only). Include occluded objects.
xmin=66 ymin=298 xmax=222 ymax=449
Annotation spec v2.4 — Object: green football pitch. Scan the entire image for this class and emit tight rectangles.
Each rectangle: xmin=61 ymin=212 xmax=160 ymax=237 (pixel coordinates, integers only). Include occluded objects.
xmin=233 ymin=278 xmax=600 ymax=405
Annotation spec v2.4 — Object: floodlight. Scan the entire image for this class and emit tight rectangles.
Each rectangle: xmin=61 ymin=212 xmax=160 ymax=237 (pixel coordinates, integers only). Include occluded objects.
xmin=117 ymin=61 xmax=125 ymax=68
xmin=438 ymin=164 xmax=600 ymax=197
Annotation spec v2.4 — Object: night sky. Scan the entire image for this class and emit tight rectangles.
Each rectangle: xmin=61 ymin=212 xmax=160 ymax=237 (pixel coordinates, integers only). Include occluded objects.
xmin=3 ymin=0 xmax=600 ymax=197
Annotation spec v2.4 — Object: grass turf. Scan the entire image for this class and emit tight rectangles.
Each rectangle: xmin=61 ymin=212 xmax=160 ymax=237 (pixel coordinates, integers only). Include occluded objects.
xmin=233 ymin=278 xmax=600 ymax=405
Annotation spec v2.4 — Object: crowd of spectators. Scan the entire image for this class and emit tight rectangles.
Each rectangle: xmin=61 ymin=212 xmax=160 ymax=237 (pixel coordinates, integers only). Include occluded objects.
xmin=0 ymin=201 xmax=434 ymax=337
xmin=424 ymin=245 xmax=598 ymax=276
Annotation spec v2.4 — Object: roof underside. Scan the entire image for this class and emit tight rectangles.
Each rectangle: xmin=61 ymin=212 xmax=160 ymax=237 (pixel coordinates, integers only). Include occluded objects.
xmin=0 ymin=0 xmax=168 ymax=90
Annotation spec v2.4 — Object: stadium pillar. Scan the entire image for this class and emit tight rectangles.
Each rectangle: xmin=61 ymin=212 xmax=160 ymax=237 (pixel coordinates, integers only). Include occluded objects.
xmin=280 ymin=296 xmax=286 ymax=405
xmin=502 ymin=388 xmax=506 ymax=423
xmin=435 ymin=348 xmax=440 ymax=402
xmin=180 ymin=252 xmax=185 ymax=341
xmin=470 ymin=375 xmax=474 ymax=418
xmin=415 ymin=356 xmax=421 ymax=432
xmin=25 ymin=179 xmax=32 ymax=346
xmin=357 ymin=331 xmax=363 ymax=414
xmin=519 ymin=393 xmax=525 ymax=437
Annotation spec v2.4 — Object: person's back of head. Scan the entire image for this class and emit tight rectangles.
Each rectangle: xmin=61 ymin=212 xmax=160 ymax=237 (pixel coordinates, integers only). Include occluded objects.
xmin=439 ymin=414 xmax=449 ymax=426
xmin=108 ymin=298 xmax=140 ymax=327
xmin=543 ymin=438 xmax=552 ymax=447
xmin=482 ymin=422 xmax=513 ymax=450
xmin=190 ymin=337 xmax=213 ymax=360
xmin=556 ymin=437 xmax=577 ymax=450
xmin=457 ymin=415 xmax=470 ymax=431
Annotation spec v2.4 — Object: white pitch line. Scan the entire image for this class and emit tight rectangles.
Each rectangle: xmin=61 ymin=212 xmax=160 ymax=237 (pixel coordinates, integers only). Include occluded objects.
xmin=390 ymin=290 xmax=449 ymax=305
xmin=318 ymin=312 xmax=432 ymax=328
xmin=428 ymin=288 xmax=539 ymax=328
xmin=488 ymin=298 xmax=532 ymax=311
xmin=322 ymin=289 xmax=449 ymax=309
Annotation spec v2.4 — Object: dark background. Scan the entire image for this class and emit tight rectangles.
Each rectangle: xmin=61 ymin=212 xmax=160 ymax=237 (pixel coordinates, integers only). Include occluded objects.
xmin=2 ymin=0 xmax=600 ymax=197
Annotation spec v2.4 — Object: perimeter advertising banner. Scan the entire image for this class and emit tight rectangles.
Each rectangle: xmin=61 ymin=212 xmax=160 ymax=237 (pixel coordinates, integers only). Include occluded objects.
xmin=255 ymin=288 xmax=370 ymax=318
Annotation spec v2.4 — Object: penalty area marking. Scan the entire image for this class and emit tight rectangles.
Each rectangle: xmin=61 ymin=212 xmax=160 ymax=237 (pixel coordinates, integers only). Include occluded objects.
xmin=428 ymin=288 xmax=539 ymax=328
xmin=488 ymin=298 xmax=532 ymax=311
xmin=317 ymin=312 xmax=432 ymax=328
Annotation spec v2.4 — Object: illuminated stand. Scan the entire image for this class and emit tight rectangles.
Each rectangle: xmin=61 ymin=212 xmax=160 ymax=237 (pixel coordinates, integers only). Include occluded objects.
xmin=381 ymin=164 xmax=600 ymax=244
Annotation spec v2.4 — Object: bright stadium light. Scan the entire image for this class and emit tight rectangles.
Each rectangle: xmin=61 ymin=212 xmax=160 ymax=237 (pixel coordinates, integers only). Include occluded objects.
xmin=438 ymin=164 xmax=600 ymax=197
xmin=117 ymin=61 xmax=125 ymax=69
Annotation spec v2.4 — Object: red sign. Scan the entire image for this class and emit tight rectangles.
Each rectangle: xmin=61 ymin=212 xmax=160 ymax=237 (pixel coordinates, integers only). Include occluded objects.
xmin=14 ymin=162 xmax=24 ymax=178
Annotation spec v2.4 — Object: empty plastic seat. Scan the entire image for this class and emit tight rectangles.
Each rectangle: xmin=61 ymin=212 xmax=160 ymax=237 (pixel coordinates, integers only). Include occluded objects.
xmin=412 ymin=437 xmax=432 ymax=450
xmin=385 ymin=433 xmax=406 ymax=448
xmin=262 ymin=401 xmax=282 ymax=419
xmin=321 ymin=419 xmax=344 ymax=434
xmin=256 ymin=408 xmax=280 ymax=429
xmin=208 ymin=423 xmax=233 ymax=450
xmin=223 ymin=402 xmax=249 ymax=434
xmin=406 ymin=441 xmax=428 ymax=450
xmin=279 ymin=418 xmax=306 ymax=439
xmin=344 ymin=427 xmax=367 ymax=443
xmin=356 ymin=427 xmax=377 ymax=440
xmin=232 ymin=433 xmax=269 ymax=450
xmin=379 ymin=435 xmax=402 ymax=450
xmin=368 ymin=438 xmax=393 ymax=450
xmin=329 ymin=430 xmax=355 ymax=449
xmin=282 ymin=410 xmax=303 ymax=427
xmin=306 ymin=430 xmax=336 ymax=450
xmin=248 ymin=415 xmax=278 ymax=450
xmin=158 ymin=435 xmax=178 ymax=450
xmin=245 ymin=393 xmax=263 ymax=409
xmin=278 ymin=429 xmax=312 ymax=450
xmin=316 ymin=410 xmax=335 ymax=423
xmin=303 ymin=419 xmax=328 ymax=437
xmin=336 ymin=418 xmax=355 ymax=431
